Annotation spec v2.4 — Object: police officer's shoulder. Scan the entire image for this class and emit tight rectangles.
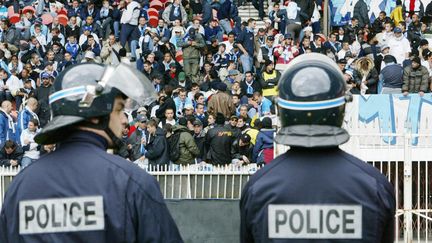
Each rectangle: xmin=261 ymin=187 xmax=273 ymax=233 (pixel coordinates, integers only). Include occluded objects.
xmin=243 ymin=153 xmax=287 ymax=190
xmin=338 ymin=150 xmax=394 ymax=191
xmin=101 ymin=153 xmax=165 ymax=203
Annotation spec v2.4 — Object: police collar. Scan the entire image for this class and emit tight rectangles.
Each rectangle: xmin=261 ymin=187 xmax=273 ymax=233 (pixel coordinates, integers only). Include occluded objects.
xmin=61 ymin=130 xmax=109 ymax=150
xmin=275 ymin=125 xmax=349 ymax=148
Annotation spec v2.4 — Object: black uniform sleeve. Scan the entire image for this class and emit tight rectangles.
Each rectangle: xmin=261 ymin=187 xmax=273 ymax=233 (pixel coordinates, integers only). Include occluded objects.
xmin=240 ymin=184 xmax=255 ymax=243
xmin=128 ymin=175 xmax=183 ymax=242
xmin=145 ymin=137 xmax=164 ymax=160
xmin=378 ymin=182 xmax=396 ymax=243
xmin=0 ymin=207 xmax=8 ymax=243
xmin=0 ymin=158 xmax=11 ymax=166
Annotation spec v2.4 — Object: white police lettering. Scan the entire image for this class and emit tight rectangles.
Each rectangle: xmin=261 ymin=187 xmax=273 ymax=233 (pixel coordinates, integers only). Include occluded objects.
xmin=19 ymin=196 xmax=105 ymax=234
xmin=268 ymin=205 xmax=362 ymax=239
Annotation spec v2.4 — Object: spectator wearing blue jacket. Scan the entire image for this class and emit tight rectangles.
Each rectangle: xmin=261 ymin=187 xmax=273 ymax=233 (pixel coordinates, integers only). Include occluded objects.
xmin=16 ymin=97 xmax=39 ymax=144
xmin=252 ymin=91 xmax=272 ymax=116
xmin=173 ymin=88 xmax=193 ymax=118
xmin=67 ymin=0 xmax=83 ymax=19
xmin=252 ymin=117 xmax=275 ymax=164
xmin=0 ymin=101 xmax=16 ymax=145
xmin=204 ymin=19 xmax=223 ymax=44
xmin=65 ymin=35 xmax=80 ymax=59
xmin=80 ymin=1 xmax=100 ymax=22
xmin=81 ymin=35 xmax=101 ymax=56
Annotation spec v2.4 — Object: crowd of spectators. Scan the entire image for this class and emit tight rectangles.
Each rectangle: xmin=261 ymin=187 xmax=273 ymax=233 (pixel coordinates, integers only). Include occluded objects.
xmin=0 ymin=0 xmax=431 ymax=168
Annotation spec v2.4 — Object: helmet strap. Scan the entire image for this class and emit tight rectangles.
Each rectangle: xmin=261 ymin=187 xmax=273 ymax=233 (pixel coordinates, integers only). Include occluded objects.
xmin=104 ymin=126 xmax=124 ymax=150
xmin=81 ymin=116 xmax=123 ymax=150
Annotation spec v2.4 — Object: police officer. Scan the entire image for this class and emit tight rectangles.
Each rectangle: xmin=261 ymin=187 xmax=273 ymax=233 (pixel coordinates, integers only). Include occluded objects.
xmin=0 ymin=63 xmax=183 ymax=242
xmin=240 ymin=53 xmax=395 ymax=242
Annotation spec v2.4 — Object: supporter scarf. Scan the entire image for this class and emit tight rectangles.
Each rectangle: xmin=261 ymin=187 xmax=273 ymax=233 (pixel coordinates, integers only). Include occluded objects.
xmin=0 ymin=108 xmax=15 ymax=136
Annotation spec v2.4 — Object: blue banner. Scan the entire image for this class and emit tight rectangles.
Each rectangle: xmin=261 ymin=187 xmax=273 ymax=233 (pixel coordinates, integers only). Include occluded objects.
xmin=330 ymin=0 xmax=396 ymax=26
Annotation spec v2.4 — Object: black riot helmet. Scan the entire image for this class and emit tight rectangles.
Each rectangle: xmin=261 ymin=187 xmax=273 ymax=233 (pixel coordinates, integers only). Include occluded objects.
xmin=34 ymin=63 xmax=157 ymax=146
xmin=275 ymin=53 xmax=352 ymax=147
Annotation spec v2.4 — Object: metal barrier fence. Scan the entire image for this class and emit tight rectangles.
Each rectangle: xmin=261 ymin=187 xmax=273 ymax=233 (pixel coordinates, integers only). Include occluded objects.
xmin=1 ymin=133 xmax=432 ymax=242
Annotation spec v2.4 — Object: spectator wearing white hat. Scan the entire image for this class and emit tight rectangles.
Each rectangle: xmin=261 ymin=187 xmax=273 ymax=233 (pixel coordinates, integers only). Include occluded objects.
xmin=388 ymin=27 xmax=411 ymax=65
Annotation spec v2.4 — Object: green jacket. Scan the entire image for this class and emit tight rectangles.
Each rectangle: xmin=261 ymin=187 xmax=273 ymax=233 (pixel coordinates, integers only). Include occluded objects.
xmin=172 ymin=125 xmax=200 ymax=165
xmin=178 ymin=33 xmax=205 ymax=59
xmin=402 ymin=65 xmax=429 ymax=93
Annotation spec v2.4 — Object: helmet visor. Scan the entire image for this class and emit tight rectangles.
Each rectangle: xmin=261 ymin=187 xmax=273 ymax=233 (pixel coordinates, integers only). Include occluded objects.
xmin=102 ymin=63 xmax=157 ymax=107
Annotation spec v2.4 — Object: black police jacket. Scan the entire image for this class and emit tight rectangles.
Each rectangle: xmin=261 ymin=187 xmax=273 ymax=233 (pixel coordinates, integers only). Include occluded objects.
xmin=0 ymin=131 xmax=183 ymax=243
xmin=240 ymin=147 xmax=395 ymax=243
xmin=205 ymin=124 xmax=234 ymax=165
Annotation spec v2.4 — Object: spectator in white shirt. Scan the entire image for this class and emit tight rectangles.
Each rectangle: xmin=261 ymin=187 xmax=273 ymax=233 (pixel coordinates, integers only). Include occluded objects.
xmin=388 ymin=27 xmax=411 ymax=65
xmin=20 ymin=119 xmax=40 ymax=168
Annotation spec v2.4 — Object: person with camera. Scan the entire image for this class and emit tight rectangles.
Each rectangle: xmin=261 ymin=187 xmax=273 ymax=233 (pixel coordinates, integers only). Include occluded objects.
xmin=100 ymin=34 xmax=122 ymax=64
xmin=179 ymin=27 xmax=205 ymax=83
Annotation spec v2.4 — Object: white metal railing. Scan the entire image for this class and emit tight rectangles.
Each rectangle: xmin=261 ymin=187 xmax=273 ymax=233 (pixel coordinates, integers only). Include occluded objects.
xmin=1 ymin=133 xmax=432 ymax=242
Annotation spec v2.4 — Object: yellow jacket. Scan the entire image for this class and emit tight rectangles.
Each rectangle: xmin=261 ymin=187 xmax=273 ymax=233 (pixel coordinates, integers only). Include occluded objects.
xmin=391 ymin=6 xmax=403 ymax=26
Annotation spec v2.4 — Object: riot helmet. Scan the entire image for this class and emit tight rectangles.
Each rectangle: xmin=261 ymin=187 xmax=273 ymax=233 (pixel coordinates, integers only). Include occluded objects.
xmin=275 ymin=53 xmax=352 ymax=147
xmin=34 ymin=63 xmax=156 ymax=146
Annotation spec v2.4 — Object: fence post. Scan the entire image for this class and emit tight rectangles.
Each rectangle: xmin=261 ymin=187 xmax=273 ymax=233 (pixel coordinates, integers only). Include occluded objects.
xmin=403 ymin=130 xmax=412 ymax=243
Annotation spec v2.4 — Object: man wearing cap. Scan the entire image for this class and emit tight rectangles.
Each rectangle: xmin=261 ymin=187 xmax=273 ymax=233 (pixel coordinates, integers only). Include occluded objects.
xmin=402 ymin=56 xmax=429 ymax=96
xmin=172 ymin=71 xmax=191 ymax=90
xmin=33 ymin=71 xmax=53 ymax=127
xmin=260 ymin=60 xmax=281 ymax=97
xmin=257 ymin=35 xmax=275 ymax=67
xmin=79 ymin=25 xmax=100 ymax=46
xmin=337 ymin=58 xmax=347 ymax=72
xmin=388 ymin=27 xmax=410 ymax=64
xmin=183 ymin=104 xmax=195 ymax=117
xmin=192 ymin=119 xmax=206 ymax=162
xmin=128 ymin=114 xmax=149 ymax=162
xmin=225 ymin=115 xmax=241 ymax=138
xmin=374 ymin=44 xmax=390 ymax=72
xmin=224 ymin=69 xmax=240 ymax=90
xmin=171 ymin=118 xmax=200 ymax=165
xmin=231 ymin=133 xmax=253 ymax=165
xmin=179 ymin=27 xmax=205 ymax=82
